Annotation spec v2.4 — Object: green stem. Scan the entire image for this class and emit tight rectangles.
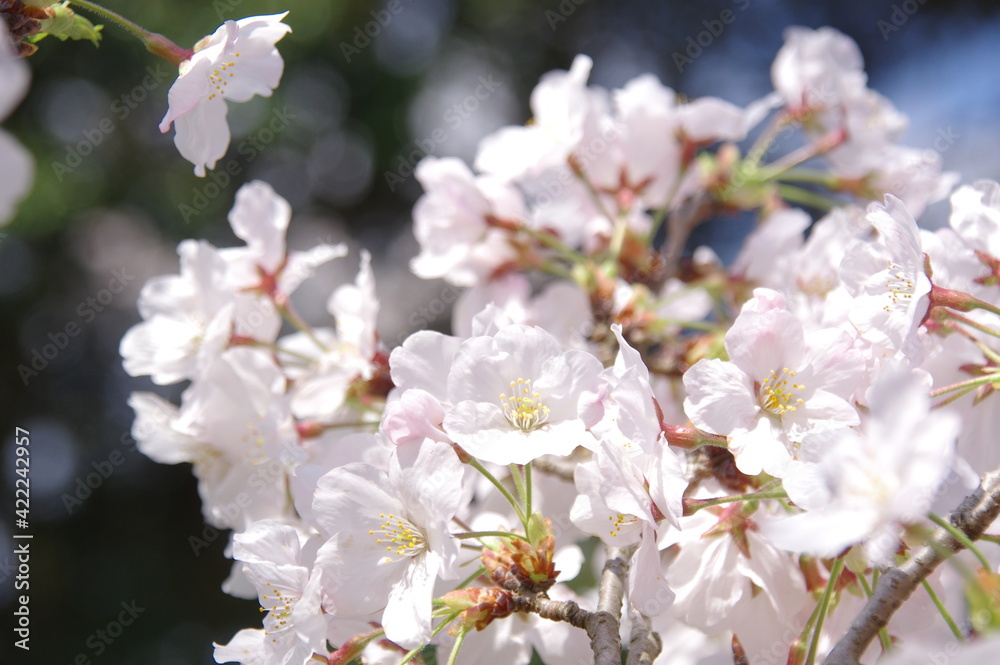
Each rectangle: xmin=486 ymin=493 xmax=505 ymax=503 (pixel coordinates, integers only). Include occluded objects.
xmin=947 ymin=311 xmax=1000 ymax=340
xmin=395 ymin=613 xmax=460 ymax=665
xmin=273 ymin=347 xmax=318 ymax=364
xmin=684 ymin=491 xmax=787 ymax=514
xmin=979 ymin=534 xmax=1000 ymax=545
xmin=928 ymin=512 xmax=991 ymax=569
xmin=770 ymin=167 xmax=840 ymax=186
xmin=519 ymin=224 xmax=589 ymax=266
xmin=455 ymin=566 xmax=487 ymax=590
xmin=607 ymin=214 xmax=629 ymax=268
xmin=929 ymin=374 xmax=1000 ymax=398
xmin=745 ymin=111 xmax=792 ymax=170
xmin=777 ymin=184 xmax=840 ymax=211
xmin=510 ymin=464 xmax=528 ymax=513
xmin=276 ymin=301 xmax=330 ymax=353
xmin=794 ymin=588 xmax=825 ymax=650
xmin=524 ymin=463 xmax=533 ymax=518
xmin=654 ymin=317 xmax=720 ymax=333
xmin=445 ymin=627 xmax=469 ymax=665
xmin=805 ymin=557 xmax=845 ymax=665
xmin=857 ymin=573 xmax=893 ymax=653
xmin=646 ymin=164 xmax=686 ymax=244
xmin=572 ymin=168 xmax=616 ymax=226
xmin=538 ymin=259 xmax=576 ymax=281
xmin=467 ymin=458 xmax=526 ymax=526
xmin=69 ymin=0 xmax=192 ymax=65
xmin=932 ymin=385 xmax=978 ymax=410
xmin=921 ymin=578 xmax=964 ymax=642
xmin=453 ymin=530 xmax=528 ymax=542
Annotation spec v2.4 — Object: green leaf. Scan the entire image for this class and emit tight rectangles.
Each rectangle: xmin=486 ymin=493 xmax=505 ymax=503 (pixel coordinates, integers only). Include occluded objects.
xmin=36 ymin=2 xmax=103 ymax=47
xmin=525 ymin=511 xmax=549 ymax=547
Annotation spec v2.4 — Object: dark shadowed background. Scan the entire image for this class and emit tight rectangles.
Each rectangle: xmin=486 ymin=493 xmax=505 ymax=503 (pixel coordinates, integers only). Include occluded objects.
xmin=3 ymin=0 xmax=1000 ymax=663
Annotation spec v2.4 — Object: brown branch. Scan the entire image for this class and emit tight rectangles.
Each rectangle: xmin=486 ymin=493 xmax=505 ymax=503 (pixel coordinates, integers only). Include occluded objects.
xmin=625 ymin=606 xmax=662 ymax=665
xmin=659 ymin=191 xmax=714 ymax=283
xmin=823 ymin=467 xmax=1000 ymax=665
xmin=513 ymin=544 xmax=636 ymax=665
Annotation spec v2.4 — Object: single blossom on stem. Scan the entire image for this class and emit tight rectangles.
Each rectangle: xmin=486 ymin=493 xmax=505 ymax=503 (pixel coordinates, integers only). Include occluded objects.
xmin=159 ymin=13 xmax=291 ymax=176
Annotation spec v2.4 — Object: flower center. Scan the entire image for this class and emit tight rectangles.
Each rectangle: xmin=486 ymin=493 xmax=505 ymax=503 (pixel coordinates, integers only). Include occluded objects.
xmin=882 ymin=261 xmax=915 ymax=312
xmin=369 ymin=513 xmax=427 ymax=563
xmin=607 ymin=513 xmax=638 ymax=538
xmin=259 ymin=581 xmax=294 ymax=640
xmin=758 ymin=368 xmax=805 ymax=416
xmin=500 ymin=378 xmax=550 ymax=432
xmin=207 ymin=53 xmax=239 ymax=101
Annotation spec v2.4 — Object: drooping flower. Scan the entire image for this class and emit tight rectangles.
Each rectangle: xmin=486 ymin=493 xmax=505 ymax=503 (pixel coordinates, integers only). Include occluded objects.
xmin=159 ymin=13 xmax=291 ymax=176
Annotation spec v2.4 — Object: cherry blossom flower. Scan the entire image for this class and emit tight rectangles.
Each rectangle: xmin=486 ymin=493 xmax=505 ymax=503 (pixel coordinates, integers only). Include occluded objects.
xmin=659 ymin=486 xmax=807 ymax=646
xmin=120 ymin=239 xmax=278 ymax=384
xmin=683 ymin=289 xmax=864 ymax=477
xmin=771 ymin=26 xmax=867 ymax=112
xmin=452 ymin=274 xmax=593 ymax=350
xmin=177 ymin=348 xmax=302 ymax=531
xmin=475 ymin=54 xmax=606 ymax=182
xmin=120 ymin=181 xmax=345 ymax=385
xmin=443 ymin=324 xmax=604 ymax=465
xmin=410 ymin=156 xmax=522 ymax=286
xmin=764 ymin=368 xmax=960 ymax=565
xmin=214 ymin=521 xmax=327 ymax=665
xmin=842 ymin=195 xmax=931 ymax=354
xmin=949 ymin=179 xmax=1000 ymax=259
xmin=0 ymin=23 xmax=32 ymax=224
xmin=282 ymin=250 xmax=381 ymax=421
xmin=221 ymin=180 xmax=348 ymax=294
xmin=159 ymin=13 xmax=291 ymax=176
xmin=312 ymin=441 xmax=464 ymax=647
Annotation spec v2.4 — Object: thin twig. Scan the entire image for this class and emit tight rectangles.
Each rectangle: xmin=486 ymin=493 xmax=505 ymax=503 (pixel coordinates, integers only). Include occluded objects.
xmin=823 ymin=467 xmax=1000 ymax=665
xmin=659 ymin=191 xmax=714 ymax=283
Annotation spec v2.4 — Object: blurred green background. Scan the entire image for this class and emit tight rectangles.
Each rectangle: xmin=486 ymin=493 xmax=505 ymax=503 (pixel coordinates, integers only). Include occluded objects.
xmin=3 ymin=1 xmax=1000 ymax=663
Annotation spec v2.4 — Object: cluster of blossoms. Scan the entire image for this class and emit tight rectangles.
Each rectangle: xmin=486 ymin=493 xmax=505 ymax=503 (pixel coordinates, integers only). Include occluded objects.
xmin=114 ymin=21 xmax=1000 ymax=665
xmin=8 ymin=5 xmax=1000 ymax=664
